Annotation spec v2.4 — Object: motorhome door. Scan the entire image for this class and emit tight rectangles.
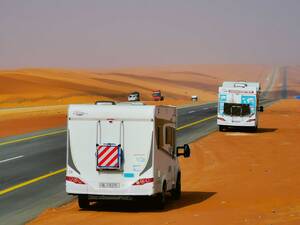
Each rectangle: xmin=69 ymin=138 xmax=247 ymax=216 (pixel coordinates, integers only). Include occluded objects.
xmin=231 ymin=105 xmax=242 ymax=122
xmin=97 ymin=120 xmax=123 ymax=145
xmin=96 ymin=120 xmax=123 ymax=170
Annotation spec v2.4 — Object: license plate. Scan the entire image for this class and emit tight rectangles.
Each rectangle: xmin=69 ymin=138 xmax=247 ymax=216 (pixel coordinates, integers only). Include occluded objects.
xmin=99 ymin=182 xmax=120 ymax=188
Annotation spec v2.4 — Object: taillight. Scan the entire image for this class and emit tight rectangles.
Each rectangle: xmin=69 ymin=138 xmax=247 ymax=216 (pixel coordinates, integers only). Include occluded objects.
xmin=66 ymin=176 xmax=85 ymax=184
xmin=217 ymin=117 xmax=225 ymax=121
xmin=132 ymin=178 xmax=154 ymax=185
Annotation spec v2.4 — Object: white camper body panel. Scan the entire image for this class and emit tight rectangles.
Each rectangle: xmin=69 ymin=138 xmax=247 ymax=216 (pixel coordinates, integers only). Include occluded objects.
xmin=66 ymin=104 xmax=178 ymax=198
xmin=153 ymin=106 xmax=178 ymax=192
xmin=217 ymin=82 xmax=261 ymax=128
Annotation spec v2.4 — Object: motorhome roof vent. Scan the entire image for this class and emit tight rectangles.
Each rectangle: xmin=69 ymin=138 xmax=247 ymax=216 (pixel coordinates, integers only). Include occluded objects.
xmin=117 ymin=102 xmax=145 ymax=106
xmin=95 ymin=101 xmax=116 ymax=105
xmin=234 ymin=83 xmax=247 ymax=88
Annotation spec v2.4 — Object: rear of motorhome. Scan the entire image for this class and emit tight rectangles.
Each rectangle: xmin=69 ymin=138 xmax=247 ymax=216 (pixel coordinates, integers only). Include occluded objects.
xmin=66 ymin=102 xmax=190 ymax=209
xmin=217 ymin=81 xmax=263 ymax=131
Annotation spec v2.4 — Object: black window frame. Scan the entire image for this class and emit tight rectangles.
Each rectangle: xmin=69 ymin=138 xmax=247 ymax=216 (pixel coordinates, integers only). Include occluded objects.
xmin=224 ymin=103 xmax=251 ymax=116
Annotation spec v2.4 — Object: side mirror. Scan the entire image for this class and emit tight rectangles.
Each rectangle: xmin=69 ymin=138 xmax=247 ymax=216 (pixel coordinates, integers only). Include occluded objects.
xmin=176 ymin=144 xmax=190 ymax=158
xmin=259 ymin=106 xmax=264 ymax=112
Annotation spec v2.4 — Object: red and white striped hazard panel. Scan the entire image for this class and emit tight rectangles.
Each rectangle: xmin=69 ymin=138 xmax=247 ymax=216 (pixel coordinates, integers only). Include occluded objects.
xmin=97 ymin=144 xmax=121 ymax=170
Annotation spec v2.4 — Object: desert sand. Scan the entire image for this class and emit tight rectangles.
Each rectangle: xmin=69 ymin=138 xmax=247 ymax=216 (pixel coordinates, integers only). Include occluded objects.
xmin=0 ymin=65 xmax=271 ymax=138
xmin=27 ymin=100 xmax=300 ymax=225
xmin=0 ymin=65 xmax=271 ymax=108
xmin=0 ymin=105 xmax=67 ymax=137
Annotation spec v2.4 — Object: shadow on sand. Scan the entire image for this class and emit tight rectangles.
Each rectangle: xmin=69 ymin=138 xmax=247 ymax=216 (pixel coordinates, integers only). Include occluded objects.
xmin=83 ymin=191 xmax=216 ymax=212
xmin=256 ymin=128 xmax=277 ymax=133
xmin=225 ymin=127 xmax=277 ymax=133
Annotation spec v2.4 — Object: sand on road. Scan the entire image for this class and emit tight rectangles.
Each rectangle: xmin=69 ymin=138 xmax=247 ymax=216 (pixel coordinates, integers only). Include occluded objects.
xmin=27 ymin=100 xmax=300 ymax=225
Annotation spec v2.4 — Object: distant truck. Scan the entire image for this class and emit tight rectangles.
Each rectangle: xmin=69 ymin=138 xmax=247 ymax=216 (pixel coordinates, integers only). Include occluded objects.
xmin=128 ymin=91 xmax=140 ymax=102
xmin=217 ymin=81 xmax=264 ymax=131
xmin=66 ymin=102 xmax=190 ymax=209
xmin=152 ymin=90 xmax=164 ymax=101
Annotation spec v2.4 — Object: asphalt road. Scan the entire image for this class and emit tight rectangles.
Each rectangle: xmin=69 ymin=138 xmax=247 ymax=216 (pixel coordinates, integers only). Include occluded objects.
xmin=0 ymin=130 xmax=72 ymax=225
xmin=0 ymin=67 xmax=281 ymax=225
xmin=176 ymin=103 xmax=217 ymax=145
xmin=281 ymin=66 xmax=288 ymax=99
xmin=0 ymin=132 xmax=65 ymax=190
xmin=261 ymin=66 xmax=279 ymax=99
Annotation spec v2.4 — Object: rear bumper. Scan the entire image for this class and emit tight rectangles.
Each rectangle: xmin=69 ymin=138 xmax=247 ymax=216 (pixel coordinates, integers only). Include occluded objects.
xmin=66 ymin=181 xmax=156 ymax=196
xmin=217 ymin=117 xmax=257 ymax=127
xmin=68 ymin=193 xmax=156 ymax=201
xmin=218 ymin=123 xmax=256 ymax=127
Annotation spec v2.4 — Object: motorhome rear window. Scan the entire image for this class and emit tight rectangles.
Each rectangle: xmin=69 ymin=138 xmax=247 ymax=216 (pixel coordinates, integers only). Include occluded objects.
xmin=224 ymin=103 xmax=250 ymax=116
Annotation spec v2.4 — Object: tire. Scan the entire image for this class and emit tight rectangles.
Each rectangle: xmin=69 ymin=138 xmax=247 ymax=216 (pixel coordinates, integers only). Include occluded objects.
xmin=155 ymin=182 xmax=167 ymax=209
xmin=219 ymin=125 xmax=225 ymax=132
xmin=251 ymin=126 xmax=257 ymax=132
xmin=78 ymin=195 xmax=90 ymax=209
xmin=171 ymin=173 xmax=181 ymax=200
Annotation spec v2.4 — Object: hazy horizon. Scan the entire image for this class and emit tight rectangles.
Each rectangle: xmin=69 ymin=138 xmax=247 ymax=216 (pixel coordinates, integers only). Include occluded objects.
xmin=1 ymin=0 xmax=300 ymax=68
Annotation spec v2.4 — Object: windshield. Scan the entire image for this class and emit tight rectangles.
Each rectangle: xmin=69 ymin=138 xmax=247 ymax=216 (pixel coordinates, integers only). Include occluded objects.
xmin=224 ymin=103 xmax=250 ymax=116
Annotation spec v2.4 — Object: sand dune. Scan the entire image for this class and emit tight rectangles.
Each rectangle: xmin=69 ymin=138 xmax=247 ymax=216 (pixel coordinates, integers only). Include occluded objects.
xmin=0 ymin=64 xmax=272 ymax=137
xmin=0 ymin=65 xmax=271 ymax=108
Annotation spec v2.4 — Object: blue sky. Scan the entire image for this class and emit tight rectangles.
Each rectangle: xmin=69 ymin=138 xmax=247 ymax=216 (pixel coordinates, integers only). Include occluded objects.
xmin=1 ymin=0 xmax=300 ymax=68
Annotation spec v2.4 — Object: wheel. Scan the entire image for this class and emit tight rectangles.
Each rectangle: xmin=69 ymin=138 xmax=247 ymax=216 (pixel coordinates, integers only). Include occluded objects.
xmin=219 ymin=125 xmax=225 ymax=132
xmin=171 ymin=173 xmax=181 ymax=200
xmin=155 ymin=182 xmax=167 ymax=209
xmin=78 ymin=195 xmax=90 ymax=209
xmin=251 ymin=126 xmax=257 ymax=132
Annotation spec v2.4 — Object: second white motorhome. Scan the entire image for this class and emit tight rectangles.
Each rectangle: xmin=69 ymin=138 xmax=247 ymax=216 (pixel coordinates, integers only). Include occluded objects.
xmin=66 ymin=102 xmax=190 ymax=209
xmin=217 ymin=81 xmax=264 ymax=131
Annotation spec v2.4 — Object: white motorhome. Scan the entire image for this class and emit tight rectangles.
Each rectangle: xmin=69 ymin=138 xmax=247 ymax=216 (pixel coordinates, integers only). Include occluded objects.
xmin=128 ymin=91 xmax=140 ymax=102
xmin=217 ymin=81 xmax=264 ymax=131
xmin=66 ymin=102 xmax=190 ymax=209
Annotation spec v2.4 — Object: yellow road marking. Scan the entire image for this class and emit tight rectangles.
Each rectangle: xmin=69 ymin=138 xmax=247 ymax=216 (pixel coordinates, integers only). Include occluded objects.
xmin=0 ymin=130 xmax=67 ymax=147
xmin=176 ymin=115 xmax=217 ymax=131
xmin=0 ymin=168 xmax=66 ymax=196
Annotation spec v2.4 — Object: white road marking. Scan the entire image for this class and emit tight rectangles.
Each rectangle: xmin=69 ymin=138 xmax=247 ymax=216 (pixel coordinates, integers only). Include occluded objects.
xmin=188 ymin=110 xmax=196 ymax=114
xmin=0 ymin=155 xmax=24 ymax=164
